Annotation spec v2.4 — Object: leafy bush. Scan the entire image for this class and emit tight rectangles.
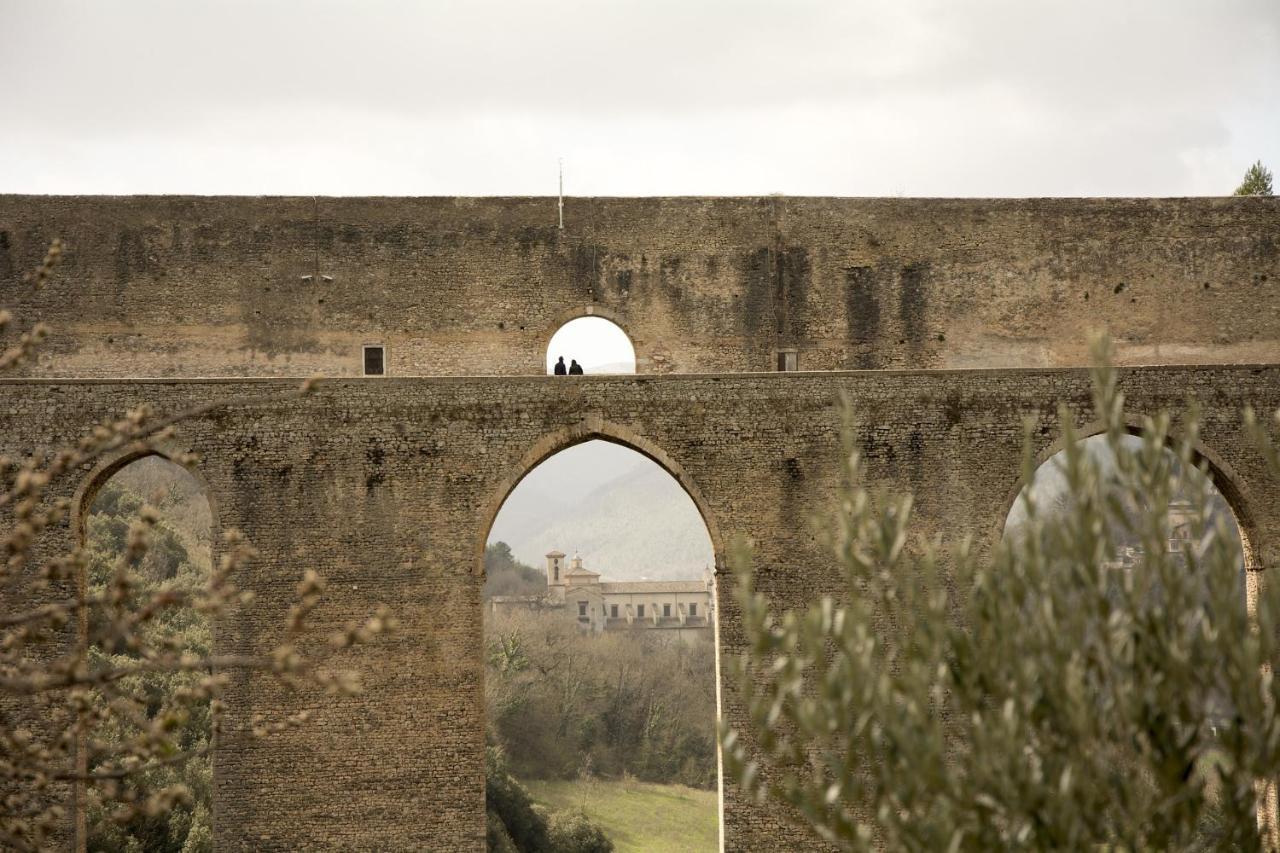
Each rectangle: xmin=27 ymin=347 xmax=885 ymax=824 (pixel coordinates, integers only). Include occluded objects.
xmin=486 ymin=808 xmax=519 ymax=853
xmin=1235 ymin=160 xmax=1274 ymax=196
xmin=721 ymin=345 xmax=1280 ymax=850
xmin=546 ymin=808 xmax=614 ymax=853
xmin=486 ymin=747 xmax=550 ymax=852
xmin=486 ymin=747 xmax=615 ymax=853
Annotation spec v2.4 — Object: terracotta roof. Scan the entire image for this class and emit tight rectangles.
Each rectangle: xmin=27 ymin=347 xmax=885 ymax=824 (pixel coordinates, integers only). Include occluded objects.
xmin=600 ymin=581 xmax=708 ymax=594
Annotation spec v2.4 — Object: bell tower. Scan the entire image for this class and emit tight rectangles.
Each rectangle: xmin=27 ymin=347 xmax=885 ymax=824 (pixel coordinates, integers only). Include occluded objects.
xmin=546 ymin=550 xmax=565 ymax=587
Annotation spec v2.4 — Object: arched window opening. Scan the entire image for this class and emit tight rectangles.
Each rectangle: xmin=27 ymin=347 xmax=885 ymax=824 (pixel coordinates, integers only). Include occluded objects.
xmin=1005 ymin=433 xmax=1246 ymax=578
xmin=1002 ymin=431 xmax=1250 ymax=824
xmin=81 ymin=455 xmax=214 ymax=852
xmin=545 ymin=317 xmax=636 ymax=376
xmin=483 ymin=438 xmax=719 ymax=850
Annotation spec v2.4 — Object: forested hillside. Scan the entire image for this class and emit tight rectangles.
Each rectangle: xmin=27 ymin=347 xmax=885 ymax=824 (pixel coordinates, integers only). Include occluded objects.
xmin=484 ymin=542 xmax=548 ymax=599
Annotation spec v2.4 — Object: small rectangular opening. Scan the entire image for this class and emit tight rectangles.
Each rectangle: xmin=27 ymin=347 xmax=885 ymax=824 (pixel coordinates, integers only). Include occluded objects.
xmin=689 ymin=603 xmax=698 ymax=617
xmin=776 ymin=349 xmax=798 ymax=371
xmin=363 ymin=345 xmax=386 ymax=376
xmin=663 ymin=603 xmax=671 ymax=618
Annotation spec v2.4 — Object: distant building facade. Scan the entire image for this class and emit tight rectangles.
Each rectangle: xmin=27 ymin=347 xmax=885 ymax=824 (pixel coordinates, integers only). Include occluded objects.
xmin=1103 ymin=498 xmax=1216 ymax=571
xmin=489 ymin=550 xmax=715 ymax=642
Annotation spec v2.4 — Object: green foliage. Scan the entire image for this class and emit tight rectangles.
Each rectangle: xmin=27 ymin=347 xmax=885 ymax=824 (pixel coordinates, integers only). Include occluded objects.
xmin=487 ymin=746 xmax=615 ymax=852
xmin=721 ymin=342 xmax=1280 ymax=851
xmin=485 ymin=542 xmax=548 ymax=600
xmin=83 ymin=473 xmax=213 ymax=853
xmin=486 ymin=746 xmax=551 ymax=853
xmin=487 ymin=807 xmax=520 ymax=853
xmin=1234 ymin=160 xmax=1274 ymax=196
xmin=485 ymin=610 xmax=717 ymax=788
xmin=547 ymin=808 xmax=615 ymax=853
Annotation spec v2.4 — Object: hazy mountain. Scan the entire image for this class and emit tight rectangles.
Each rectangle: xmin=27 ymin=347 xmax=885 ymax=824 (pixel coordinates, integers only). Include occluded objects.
xmin=488 ymin=440 xmax=713 ymax=581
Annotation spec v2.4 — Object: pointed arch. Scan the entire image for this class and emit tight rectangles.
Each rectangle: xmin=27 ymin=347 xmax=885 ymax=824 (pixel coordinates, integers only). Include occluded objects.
xmin=476 ymin=418 xmax=727 ymax=850
xmin=996 ymin=415 xmax=1265 ymax=573
xmin=475 ymin=417 xmax=724 ymax=576
xmin=72 ymin=441 xmax=221 ymax=546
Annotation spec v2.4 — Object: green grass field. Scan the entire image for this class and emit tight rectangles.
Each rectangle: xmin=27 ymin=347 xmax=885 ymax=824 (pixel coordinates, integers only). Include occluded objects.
xmin=522 ymin=778 xmax=719 ymax=853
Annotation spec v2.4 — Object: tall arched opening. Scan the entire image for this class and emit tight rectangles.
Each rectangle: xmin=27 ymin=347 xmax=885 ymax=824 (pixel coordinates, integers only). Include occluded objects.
xmin=545 ymin=315 xmax=637 ymax=375
xmin=480 ymin=430 xmax=723 ymax=851
xmin=1003 ymin=429 xmax=1255 ymax=578
xmin=1002 ymin=428 xmax=1263 ymax=840
xmin=75 ymin=453 xmax=215 ymax=853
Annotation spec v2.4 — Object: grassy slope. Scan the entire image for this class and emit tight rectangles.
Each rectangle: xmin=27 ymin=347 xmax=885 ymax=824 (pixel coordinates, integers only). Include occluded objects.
xmin=522 ymin=778 xmax=719 ymax=853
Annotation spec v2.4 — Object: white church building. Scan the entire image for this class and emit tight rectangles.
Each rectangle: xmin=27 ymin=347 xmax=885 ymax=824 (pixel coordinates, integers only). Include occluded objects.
xmin=491 ymin=550 xmax=715 ymax=642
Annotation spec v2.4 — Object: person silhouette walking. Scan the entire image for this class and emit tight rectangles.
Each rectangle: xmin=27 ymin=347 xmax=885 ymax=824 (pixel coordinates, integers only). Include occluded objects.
xmin=568 ymin=359 xmax=584 ymax=375
xmin=553 ymin=356 xmax=567 ymax=375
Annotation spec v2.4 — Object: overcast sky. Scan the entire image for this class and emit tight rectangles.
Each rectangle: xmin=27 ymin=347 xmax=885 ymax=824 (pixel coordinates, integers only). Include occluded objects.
xmin=546 ymin=318 xmax=635 ymax=373
xmin=2 ymin=0 xmax=1276 ymax=197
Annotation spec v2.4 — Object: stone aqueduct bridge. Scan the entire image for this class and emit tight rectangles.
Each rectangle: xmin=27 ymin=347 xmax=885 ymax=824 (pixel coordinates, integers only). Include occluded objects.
xmin=1 ymin=196 xmax=1279 ymax=849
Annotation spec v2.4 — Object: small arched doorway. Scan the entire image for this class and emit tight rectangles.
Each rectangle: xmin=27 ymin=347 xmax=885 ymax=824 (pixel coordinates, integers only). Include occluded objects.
xmin=480 ymin=431 xmax=722 ymax=851
xmin=545 ymin=316 xmax=637 ymax=375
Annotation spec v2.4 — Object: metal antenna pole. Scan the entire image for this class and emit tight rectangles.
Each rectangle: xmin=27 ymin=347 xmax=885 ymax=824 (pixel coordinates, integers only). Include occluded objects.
xmin=558 ymin=158 xmax=564 ymax=230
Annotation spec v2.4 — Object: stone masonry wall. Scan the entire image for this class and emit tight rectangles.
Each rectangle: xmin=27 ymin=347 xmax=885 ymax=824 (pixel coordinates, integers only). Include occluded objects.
xmin=1 ymin=366 xmax=1277 ymax=849
xmin=1 ymin=195 xmax=1277 ymax=378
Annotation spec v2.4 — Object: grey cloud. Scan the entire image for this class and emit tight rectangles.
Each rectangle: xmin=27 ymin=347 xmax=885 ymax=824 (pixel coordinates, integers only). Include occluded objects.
xmin=1 ymin=0 xmax=1276 ymax=195
xmin=6 ymin=1 xmax=1271 ymax=121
